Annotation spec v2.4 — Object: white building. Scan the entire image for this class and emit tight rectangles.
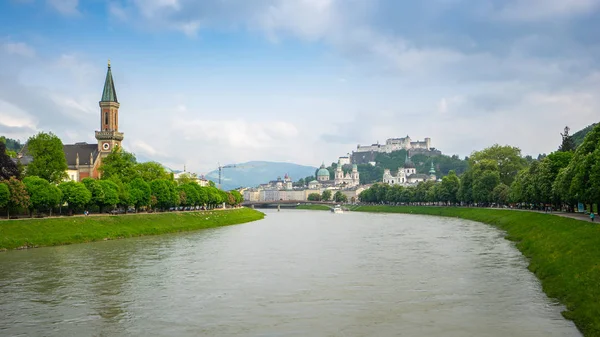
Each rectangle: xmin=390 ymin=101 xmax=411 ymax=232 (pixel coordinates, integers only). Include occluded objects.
xmin=382 ymin=156 xmax=437 ymax=186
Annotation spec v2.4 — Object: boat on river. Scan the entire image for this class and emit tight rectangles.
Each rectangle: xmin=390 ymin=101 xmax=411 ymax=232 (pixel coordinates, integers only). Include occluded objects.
xmin=331 ymin=205 xmax=343 ymax=214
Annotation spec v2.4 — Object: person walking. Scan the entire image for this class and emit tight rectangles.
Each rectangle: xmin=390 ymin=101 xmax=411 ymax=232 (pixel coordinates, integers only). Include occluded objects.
xmin=591 ymin=212 xmax=595 ymax=222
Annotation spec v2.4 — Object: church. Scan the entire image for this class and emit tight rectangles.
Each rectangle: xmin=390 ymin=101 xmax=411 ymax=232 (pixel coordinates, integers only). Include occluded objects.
xmin=17 ymin=61 xmax=124 ymax=182
xmin=382 ymin=155 xmax=437 ymax=186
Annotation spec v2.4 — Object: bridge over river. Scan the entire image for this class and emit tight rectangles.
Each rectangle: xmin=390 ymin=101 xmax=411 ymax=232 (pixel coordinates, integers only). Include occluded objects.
xmin=241 ymin=200 xmax=337 ymax=208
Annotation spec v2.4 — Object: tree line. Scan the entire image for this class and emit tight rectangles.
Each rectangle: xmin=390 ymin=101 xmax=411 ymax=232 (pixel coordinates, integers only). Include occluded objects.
xmin=0 ymin=132 xmax=242 ymax=218
xmin=359 ymin=124 xmax=600 ymax=213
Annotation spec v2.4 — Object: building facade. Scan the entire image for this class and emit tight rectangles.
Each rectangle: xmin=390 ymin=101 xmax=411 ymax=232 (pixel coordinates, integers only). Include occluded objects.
xmin=382 ymin=156 xmax=436 ymax=186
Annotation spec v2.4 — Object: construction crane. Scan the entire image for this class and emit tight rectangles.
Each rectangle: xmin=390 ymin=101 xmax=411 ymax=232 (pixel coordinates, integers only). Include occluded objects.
xmin=218 ymin=163 xmax=237 ymax=190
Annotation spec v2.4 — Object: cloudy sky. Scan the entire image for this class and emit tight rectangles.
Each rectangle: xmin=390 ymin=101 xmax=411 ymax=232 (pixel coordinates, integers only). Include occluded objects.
xmin=1 ymin=0 xmax=599 ymax=174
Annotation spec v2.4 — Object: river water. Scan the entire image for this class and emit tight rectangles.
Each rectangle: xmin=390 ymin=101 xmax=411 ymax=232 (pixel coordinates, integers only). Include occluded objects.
xmin=0 ymin=210 xmax=581 ymax=336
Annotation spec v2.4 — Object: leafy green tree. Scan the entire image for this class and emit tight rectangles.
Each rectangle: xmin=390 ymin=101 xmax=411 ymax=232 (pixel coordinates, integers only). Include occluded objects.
xmin=439 ymin=170 xmax=460 ymax=203
xmin=98 ymin=180 xmax=119 ymax=211
xmin=196 ymin=185 xmax=208 ymax=206
xmin=108 ymin=177 xmax=130 ymax=208
xmin=58 ymin=181 xmax=91 ymax=214
xmin=150 ymin=179 xmax=172 ymax=210
xmin=334 ymin=191 xmax=348 ymax=203
xmin=472 ymin=170 xmax=500 ymax=204
xmin=136 ymin=161 xmax=170 ymax=182
xmin=82 ymin=178 xmax=105 ymax=211
xmin=321 ymin=190 xmax=332 ymax=201
xmin=492 ymin=184 xmax=510 ymax=205
xmin=307 ymin=193 xmax=321 ymax=201
xmin=128 ymin=178 xmax=151 ymax=211
xmin=562 ymin=124 xmax=600 ymax=208
xmin=177 ymin=183 xmax=200 ymax=206
xmin=230 ymin=190 xmax=243 ymax=205
xmin=25 ymin=132 xmax=68 ymax=183
xmin=99 ymin=146 xmax=138 ymax=183
xmin=23 ymin=176 xmax=62 ymax=215
xmin=458 ymin=170 xmax=474 ymax=204
xmin=469 ymin=145 xmax=526 ymax=186
xmin=537 ymin=151 xmax=573 ymax=205
xmin=0 ymin=142 xmax=20 ymax=180
xmin=0 ymin=182 xmax=9 ymax=216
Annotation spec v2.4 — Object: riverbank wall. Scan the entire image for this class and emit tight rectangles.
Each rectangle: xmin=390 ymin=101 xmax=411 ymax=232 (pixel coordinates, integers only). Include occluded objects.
xmin=0 ymin=208 xmax=265 ymax=251
xmin=350 ymin=205 xmax=599 ymax=337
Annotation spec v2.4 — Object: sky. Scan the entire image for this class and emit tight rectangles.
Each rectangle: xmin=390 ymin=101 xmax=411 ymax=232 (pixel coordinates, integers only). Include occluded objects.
xmin=1 ymin=0 xmax=599 ymax=174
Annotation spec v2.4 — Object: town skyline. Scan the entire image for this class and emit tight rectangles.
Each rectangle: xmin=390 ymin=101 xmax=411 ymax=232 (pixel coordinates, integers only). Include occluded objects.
xmin=1 ymin=0 xmax=599 ymax=173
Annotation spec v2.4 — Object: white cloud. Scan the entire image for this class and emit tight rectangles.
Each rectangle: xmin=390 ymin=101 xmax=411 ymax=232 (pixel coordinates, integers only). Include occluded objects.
xmin=3 ymin=42 xmax=35 ymax=58
xmin=47 ymin=0 xmax=80 ymax=15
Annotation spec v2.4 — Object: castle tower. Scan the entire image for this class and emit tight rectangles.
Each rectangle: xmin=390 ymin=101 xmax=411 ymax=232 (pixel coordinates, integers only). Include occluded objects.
xmin=95 ymin=60 xmax=124 ymax=156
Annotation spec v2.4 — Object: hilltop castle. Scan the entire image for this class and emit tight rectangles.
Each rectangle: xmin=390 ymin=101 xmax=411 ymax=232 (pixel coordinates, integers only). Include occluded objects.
xmin=351 ymin=135 xmax=440 ymax=164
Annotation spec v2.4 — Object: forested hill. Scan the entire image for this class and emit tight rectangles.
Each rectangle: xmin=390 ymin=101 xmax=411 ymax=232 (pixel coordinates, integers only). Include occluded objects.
xmin=572 ymin=123 xmax=598 ymax=147
xmin=0 ymin=137 xmax=23 ymax=152
xmin=321 ymin=149 xmax=469 ymax=185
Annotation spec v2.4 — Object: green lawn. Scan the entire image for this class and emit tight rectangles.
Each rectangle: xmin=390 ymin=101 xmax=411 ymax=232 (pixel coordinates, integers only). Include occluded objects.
xmin=0 ymin=208 xmax=264 ymax=251
xmin=353 ymin=205 xmax=600 ymax=337
xmin=295 ymin=204 xmax=332 ymax=211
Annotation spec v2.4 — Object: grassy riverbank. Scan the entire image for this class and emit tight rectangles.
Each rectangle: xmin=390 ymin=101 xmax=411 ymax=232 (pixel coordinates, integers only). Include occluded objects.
xmin=353 ymin=205 xmax=600 ymax=337
xmin=295 ymin=204 xmax=332 ymax=211
xmin=0 ymin=208 xmax=264 ymax=251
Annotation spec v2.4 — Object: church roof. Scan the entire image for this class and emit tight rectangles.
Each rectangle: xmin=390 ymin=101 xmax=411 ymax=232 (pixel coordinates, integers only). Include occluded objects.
xmin=317 ymin=168 xmax=330 ymax=177
xmin=101 ymin=61 xmax=118 ymax=103
xmin=63 ymin=143 xmax=99 ymax=167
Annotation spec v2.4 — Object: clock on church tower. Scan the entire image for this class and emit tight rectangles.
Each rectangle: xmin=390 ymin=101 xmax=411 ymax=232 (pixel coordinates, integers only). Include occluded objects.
xmin=95 ymin=60 xmax=124 ymax=156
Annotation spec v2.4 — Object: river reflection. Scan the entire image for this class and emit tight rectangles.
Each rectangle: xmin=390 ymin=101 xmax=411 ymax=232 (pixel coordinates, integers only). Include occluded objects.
xmin=0 ymin=210 xmax=581 ymax=336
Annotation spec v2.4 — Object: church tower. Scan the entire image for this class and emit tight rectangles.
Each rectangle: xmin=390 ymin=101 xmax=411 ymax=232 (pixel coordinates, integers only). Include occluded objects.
xmin=95 ymin=60 xmax=124 ymax=156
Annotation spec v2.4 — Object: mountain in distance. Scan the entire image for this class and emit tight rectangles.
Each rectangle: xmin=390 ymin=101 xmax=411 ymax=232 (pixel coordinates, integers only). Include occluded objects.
xmin=204 ymin=161 xmax=318 ymax=190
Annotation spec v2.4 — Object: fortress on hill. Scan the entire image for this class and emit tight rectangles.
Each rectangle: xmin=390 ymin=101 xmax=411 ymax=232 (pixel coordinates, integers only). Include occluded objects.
xmin=351 ymin=136 xmax=440 ymax=164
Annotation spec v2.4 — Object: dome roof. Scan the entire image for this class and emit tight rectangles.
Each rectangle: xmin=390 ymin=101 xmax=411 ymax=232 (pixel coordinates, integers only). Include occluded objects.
xmin=317 ymin=168 xmax=330 ymax=177
xmin=309 ymin=180 xmax=319 ymax=184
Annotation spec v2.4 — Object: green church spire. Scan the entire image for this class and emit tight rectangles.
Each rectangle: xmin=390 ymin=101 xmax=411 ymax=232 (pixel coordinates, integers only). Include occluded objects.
xmin=429 ymin=162 xmax=436 ymax=174
xmin=101 ymin=59 xmax=118 ymax=103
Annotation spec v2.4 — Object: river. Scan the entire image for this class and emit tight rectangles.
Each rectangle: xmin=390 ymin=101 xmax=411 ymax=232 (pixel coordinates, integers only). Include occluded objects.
xmin=0 ymin=210 xmax=581 ymax=336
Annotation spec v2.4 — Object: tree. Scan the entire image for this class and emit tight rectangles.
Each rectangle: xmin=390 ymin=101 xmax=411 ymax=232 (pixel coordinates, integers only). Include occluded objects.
xmin=98 ymin=180 xmax=119 ymax=211
xmin=307 ymin=193 xmax=321 ymax=201
xmin=559 ymin=126 xmax=576 ymax=152
xmin=150 ymin=179 xmax=173 ymax=210
xmin=492 ymin=184 xmax=510 ymax=205
xmin=562 ymin=124 xmax=600 ymax=208
xmin=128 ymin=178 xmax=151 ymax=211
xmin=439 ymin=170 xmax=460 ymax=204
xmin=25 ymin=132 xmax=68 ymax=183
xmin=99 ymin=146 xmax=138 ymax=183
xmin=230 ymin=190 xmax=243 ymax=205
xmin=469 ymin=145 xmax=527 ymax=186
xmin=5 ymin=177 xmax=30 ymax=218
xmin=321 ymin=190 xmax=332 ymax=201
xmin=23 ymin=176 xmax=62 ymax=215
xmin=82 ymin=178 xmax=105 ymax=211
xmin=472 ymin=169 xmax=500 ymax=204
xmin=136 ymin=161 xmax=170 ymax=182
xmin=334 ymin=191 xmax=348 ymax=203
xmin=0 ymin=182 xmax=9 ymax=215
xmin=0 ymin=142 xmax=20 ymax=180
xmin=58 ymin=181 xmax=91 ymax=214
